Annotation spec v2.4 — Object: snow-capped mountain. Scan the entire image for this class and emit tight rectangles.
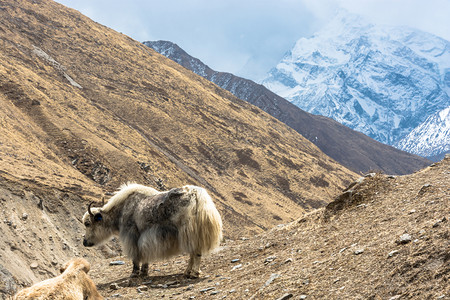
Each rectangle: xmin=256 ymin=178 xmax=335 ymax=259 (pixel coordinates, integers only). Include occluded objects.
xmin=396 ymin=106 xmax=450 ymax=160
xmin=262 ymin=11 xmax=450 ymax=158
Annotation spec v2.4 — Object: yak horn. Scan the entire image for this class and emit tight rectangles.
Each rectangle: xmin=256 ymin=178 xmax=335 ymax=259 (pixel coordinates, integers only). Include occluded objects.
xmin=88 ymin=202 xmax=94 ymax=216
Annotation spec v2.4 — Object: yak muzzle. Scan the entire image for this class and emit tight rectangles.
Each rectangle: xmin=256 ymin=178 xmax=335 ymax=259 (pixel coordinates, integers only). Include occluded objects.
xmin=83 ymin=239 xmax=94 ymax=247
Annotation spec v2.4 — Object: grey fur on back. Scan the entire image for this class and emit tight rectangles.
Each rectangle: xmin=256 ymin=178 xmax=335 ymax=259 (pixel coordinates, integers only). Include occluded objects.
xmin=82 ymin=183 xmax=223 ymax=275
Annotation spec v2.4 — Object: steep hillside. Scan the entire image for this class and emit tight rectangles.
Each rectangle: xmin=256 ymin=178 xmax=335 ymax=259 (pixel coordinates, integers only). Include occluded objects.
xmin=262 ymin=11 xmax=450 ymax=157
xmin=53 ymin=155 xmax=450 ymax=299
xmin=0 ymin=0 xmax=357 ymax=295
xmin=145 ymin=40 xmax=430 ymax=175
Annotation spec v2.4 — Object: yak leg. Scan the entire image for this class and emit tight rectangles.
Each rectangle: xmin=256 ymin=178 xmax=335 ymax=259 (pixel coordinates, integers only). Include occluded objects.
xmin=140 ymin=263 xmax=149 ymax=277
xmin=131 ymin=260 xmax=140 ymax=278
xmin=184 ymin=253 xmax=202 ymax=278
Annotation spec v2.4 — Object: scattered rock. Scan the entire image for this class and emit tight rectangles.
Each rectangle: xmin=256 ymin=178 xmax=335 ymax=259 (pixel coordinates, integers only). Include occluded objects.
xmin=264 ymin=273 xmax=280 ymax=286
xmin=300 ymin=295 xmax=308 ymax=299
xmin=199 ymin=287 xmax=215 ymax=293
xmin=354 ymin=249 xmax=364 ymax=255
xmin=276 ymin=293 xmax=293 ymax=300
xmin=165 ymin=281 xmax=177 ymax=286
xmin=388 ymin=295 xmax=401 ymax=300
xmin=231 ymin=264 xmax=242 ymax=271
xmin=110 ymin=283 xmax=120 ymax=290
xmin=231 ymin=259 xmax=240 ymax=263
xmin=110 ymin=293 xmax=122 ymax=298
xmin=397 ymin=234 xmax=412 ymax=244
xmin=109 ymin=260 xmax=125 ymax=265
xmin=30 ymin=262 xmax=38 ymax=269
xmin=418 ymin=184 xmax=432 ymax=196
xmin=433 ymin=217 xmax=447 ymax=228
xmin=283 ymin=258 xmax=293 ymax=264
xmin=22 ymin=213 xmax=28 ymax=220
xmin=137 ymin=285 xmax=148 ymax=292
xmin=264 ymin=256 xmax=277 ymax=264
xmin=388 ymin=250 xmax=400 ymax=257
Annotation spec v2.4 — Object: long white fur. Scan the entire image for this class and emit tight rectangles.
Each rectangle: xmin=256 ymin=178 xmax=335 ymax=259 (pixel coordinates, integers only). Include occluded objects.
xmin=133 ymin=185 xmax=223 ymax=263
xmin=102 ymin=182 xmax=160 ymax=212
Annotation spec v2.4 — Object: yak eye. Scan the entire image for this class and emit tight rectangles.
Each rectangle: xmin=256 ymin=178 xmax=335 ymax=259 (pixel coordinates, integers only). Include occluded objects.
xmin=84 ymin=222 xmax=91 ymax=227
xmin=94 ymin=213 xmax=103 ymax=222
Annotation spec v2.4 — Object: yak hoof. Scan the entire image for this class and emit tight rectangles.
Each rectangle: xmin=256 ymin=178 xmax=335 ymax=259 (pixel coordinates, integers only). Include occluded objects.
xmin=140 ymin=264 xmax=149 ymax=277
xmin=184 ymin=270 xmax=202 ymax=279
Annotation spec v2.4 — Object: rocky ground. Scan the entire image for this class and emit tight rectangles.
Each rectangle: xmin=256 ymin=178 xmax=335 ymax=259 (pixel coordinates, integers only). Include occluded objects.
xmin=77 ymin=155 xmax=448 ymax=299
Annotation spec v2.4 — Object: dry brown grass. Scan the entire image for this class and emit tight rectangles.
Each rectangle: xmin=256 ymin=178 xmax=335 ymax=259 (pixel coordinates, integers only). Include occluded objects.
xmin=0 ymin=0 xmax=358 ymax=296
xmin=0 ymin=0 xmax=356 ymax=238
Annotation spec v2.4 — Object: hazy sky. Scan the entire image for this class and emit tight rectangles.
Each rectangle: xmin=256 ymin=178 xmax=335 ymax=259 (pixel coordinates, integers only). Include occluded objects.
xmin=56 ymin=0 xmax=450 ymax=81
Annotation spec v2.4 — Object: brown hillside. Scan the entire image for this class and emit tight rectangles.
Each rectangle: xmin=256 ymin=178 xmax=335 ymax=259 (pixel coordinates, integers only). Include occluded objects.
xmin=0 ymin=0 xmax=355 ymax=234
xmin=0 ymin=0 xmax=357 ymax=296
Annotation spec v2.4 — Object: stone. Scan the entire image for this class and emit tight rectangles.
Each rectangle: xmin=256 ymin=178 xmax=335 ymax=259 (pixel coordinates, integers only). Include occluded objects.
xmin=199 ymin=287 xmax=215 ymax=293
xmin=264 ymin=256 xmax=277 ymax=264
xmin=388 ymin=250 xmax=399 ymax=257
xmin=397 ymin=234 xmax=412 ymax=244
xmin=433 ymin=217 xmax=447 ymax=228
xmin=354 ymin=249 xmax=364 ymax=255
xmin=276 ymin=293 xmax=293 ymax=300
xmin=264 ymin=273 xmax=280 ymax=286
xmin=110 ymin=283 xmax=120 ymax=290
xmin=30 ymin=262 xmax=38 ymax=269
xmin=283 ymin=258 xmax=293 ymax=264
xmin=109 ymin=260 xmax=125 ymax=265
xmin=137 ymin=285 xmax=148 ymax=292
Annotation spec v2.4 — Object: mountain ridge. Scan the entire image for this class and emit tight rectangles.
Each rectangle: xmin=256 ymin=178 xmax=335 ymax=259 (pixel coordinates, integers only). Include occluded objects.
xmin=144 ymin=40 xmax=430 ymax=175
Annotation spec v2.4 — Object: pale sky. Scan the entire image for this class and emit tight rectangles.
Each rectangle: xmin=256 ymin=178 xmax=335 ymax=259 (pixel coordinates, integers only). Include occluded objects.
xmin=56 ymin=0 xmax=450 ymax=81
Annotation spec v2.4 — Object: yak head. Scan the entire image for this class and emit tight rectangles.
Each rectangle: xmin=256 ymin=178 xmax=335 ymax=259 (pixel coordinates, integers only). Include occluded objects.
xmin=60 ymin=258 xmax=90 ymax=274
xmin=82 ymin=202 xmax=112 ymax=247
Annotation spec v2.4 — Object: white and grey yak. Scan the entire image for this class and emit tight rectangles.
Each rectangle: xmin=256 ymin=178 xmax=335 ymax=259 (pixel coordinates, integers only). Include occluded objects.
xmin=81 ymin=183 xmax=223 ymax=278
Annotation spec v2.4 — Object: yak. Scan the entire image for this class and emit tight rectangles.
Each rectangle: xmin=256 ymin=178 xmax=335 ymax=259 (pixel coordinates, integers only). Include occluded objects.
xmin=81 ymin=183 xmax=223 ymax=278
xmin=13 ymin=258 xmax=103 ymax=300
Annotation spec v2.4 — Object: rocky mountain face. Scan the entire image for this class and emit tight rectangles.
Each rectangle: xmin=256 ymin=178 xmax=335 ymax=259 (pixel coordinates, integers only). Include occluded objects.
xmin=396 ymin=106 xmax=450 ymax=161
xmin=145 ymin=40 xmax=430 ymax=174
xmin=262 ymin=11 xmax=450 ymax=160
xmin=0 ymin=0 xmax=357 ymax=293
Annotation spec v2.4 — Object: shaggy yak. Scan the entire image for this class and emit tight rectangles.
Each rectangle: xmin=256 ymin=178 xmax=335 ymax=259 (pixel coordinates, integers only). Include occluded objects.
xmin=82 ymin=183 xmax=223 ymax=278
xmin=13 ymin=258 xmax=103 ymax=300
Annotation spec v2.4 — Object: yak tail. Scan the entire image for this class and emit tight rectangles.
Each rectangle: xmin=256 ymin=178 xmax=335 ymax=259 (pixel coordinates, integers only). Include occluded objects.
xmin=182 ymin=186 xmax=223 ymax=255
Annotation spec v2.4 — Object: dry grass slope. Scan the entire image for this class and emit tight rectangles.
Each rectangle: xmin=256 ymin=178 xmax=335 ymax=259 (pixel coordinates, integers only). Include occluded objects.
xmin=0 ymin=0 xmax=360 ymax=297
xmin=0 ymin=0 xmax=356 ymax=238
